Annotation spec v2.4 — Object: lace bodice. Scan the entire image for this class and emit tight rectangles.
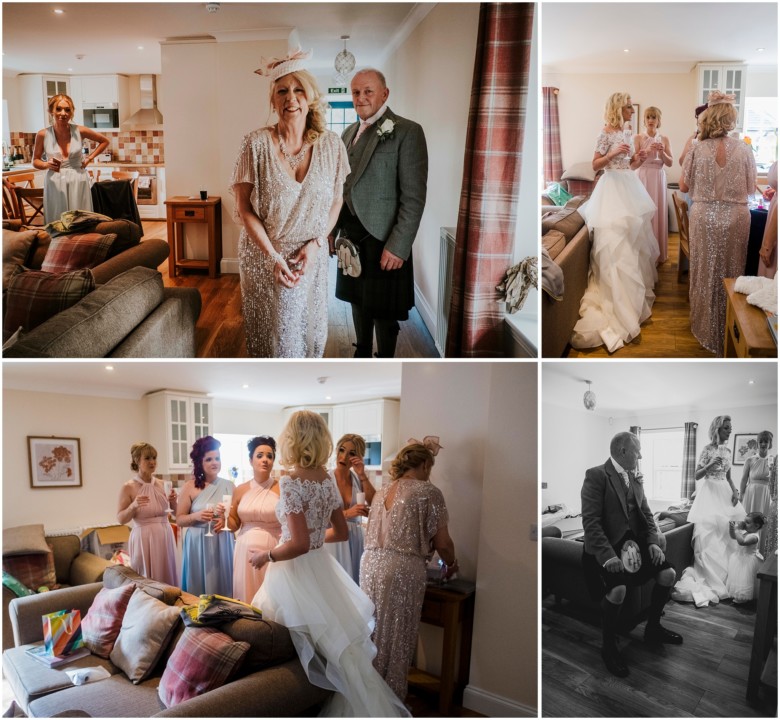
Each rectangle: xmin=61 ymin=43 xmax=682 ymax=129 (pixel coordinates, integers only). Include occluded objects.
xmin=595 ymin=129 xmax=632 ymax=170
xmin=275 ymin=474 xmax=341 ymax=549
xmin=699 ymin=445 xmax=732 ymax=480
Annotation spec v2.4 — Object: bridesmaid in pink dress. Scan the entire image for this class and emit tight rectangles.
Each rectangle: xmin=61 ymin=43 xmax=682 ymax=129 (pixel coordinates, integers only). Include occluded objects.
xmin=116 ymin=442 xmax=178 ymax=586
xmin=635 ymin=107 xmax=673 ymax=264
xmin=225 ymin=436 xmax=281 ymax=603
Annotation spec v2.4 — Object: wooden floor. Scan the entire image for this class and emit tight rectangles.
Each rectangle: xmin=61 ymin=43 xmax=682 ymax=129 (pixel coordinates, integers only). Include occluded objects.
xmin=542 ymin=596 xmax=776 ymax=718
xmin=142 ymin=221 xmax=440 ymax=359
xmin=566 ymin=232 xmax=713 ymax=358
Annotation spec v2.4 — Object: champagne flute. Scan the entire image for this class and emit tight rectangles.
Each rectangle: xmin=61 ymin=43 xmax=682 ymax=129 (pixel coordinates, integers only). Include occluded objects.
xmin=221 ymin=494 xmax=233 ymax=533
xmin=655 ymin=132 xmax=664 ymax=159
xmin=205 ymin=503 xmax=215 ymax=537
xmin=163 ymin=480 xmax=173 ymax=513
xmin=623 ymin=122 xmax=633 ymax=164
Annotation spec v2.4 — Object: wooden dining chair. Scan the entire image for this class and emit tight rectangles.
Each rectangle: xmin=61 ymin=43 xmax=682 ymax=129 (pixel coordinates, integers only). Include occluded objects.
xmin=15 ymin=187 xmax=45 ymax=226
xmin=111 ymin=170 xmax=140 ymax=201
xmin=5 ymin=172 xmax=36 ymax=190
xmin=672 ymin=191 xmax=690 ymax=284
xmin=2 ymin=178 xmax=20 ymax=219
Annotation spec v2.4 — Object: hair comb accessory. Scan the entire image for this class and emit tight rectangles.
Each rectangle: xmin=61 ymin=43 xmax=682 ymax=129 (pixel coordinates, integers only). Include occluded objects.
xmin=707 ymin=91 xmax=736 ymax=106
xmin=255 ymin=46 xmax=312 ymax=83
xmin=407 ymin=436 xmax=443 ymax=456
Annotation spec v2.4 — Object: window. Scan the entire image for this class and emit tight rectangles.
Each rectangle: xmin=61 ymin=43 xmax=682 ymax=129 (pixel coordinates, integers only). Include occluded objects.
xmin=213 ymin=433 xmax=254 ymax=486
xmin=639 ymin=428 xmax=685 ymax=505
xmin=742 ymin=97 xmax=778 ymax=174
xmin=327 ymin=101 xmax=357 ymax=136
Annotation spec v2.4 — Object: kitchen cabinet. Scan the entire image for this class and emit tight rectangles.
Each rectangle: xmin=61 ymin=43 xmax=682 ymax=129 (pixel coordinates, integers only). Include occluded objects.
xmin=697 ymin=63 xmax=746 ymax=131
xmin=146 ymin=390 xmax=212 ymax=474
xmin=17 ymin=74 xmax=70 ymax=132
xmin=331 ymin=399 xmax=400 ymax=468
xmin=80 ymin=75 xmax=130 ymax=129
xmin=282 ymin=406 xmax=334 ymax=435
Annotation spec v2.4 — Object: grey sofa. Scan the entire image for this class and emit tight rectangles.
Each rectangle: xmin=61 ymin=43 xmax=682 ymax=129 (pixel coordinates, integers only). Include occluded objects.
xmin=3 ymin=566 xmax=330 ymax=717
xmin=4 ymin=266 xmax=201 ymax=357
xmin=2 ymin=534 xmax=111 ymax=651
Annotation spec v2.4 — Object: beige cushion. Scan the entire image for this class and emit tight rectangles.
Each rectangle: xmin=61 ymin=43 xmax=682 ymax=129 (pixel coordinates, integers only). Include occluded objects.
xmin=3 ymin=524 xmax=51 ymax=556
xmin=541 ymin=206 xmax=586 ymax=243
xmin=561 ymin=161 xmax=597 ymax=182
xmin=109 ymin=587 xmax=181 ymax=683
xmin=2 ymin=229 xmax=38 ymax=289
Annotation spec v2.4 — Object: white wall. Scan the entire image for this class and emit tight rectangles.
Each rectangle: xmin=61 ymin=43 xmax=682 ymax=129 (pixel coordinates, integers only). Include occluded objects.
xmin=542 ymin=400 xmax=778 ymax=517
xmin=746 ymin=66 xmax=778 ymax=97
xmin=3 ymin=76 xmax=21 ymax=134
xmin=386 ymin=3 xmax=480 ymax=328
xmin=399 ymin=362 xmax=538 ymax=716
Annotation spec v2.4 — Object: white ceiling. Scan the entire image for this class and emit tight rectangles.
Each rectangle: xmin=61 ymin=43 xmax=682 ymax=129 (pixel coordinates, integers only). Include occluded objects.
xmin=1 ymin=2 xmax=432 ymax=77
xmin=543 ymin=362 xmax=778 ymax=417
xmin=542 ymin=2 xmax=778 ymax=74
xmin=2 ymin=361 xmax=403 ymax=411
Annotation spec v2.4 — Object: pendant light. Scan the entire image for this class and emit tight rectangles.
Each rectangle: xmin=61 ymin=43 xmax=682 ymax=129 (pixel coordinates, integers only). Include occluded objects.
xmin=583 ymin=381 xmax=596 ymax=411
xmin=334 ymin=35 xmax=356 ymax=85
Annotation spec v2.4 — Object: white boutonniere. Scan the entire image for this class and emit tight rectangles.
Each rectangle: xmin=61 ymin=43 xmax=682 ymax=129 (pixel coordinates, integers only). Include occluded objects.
xmin=633 ymin=471 xmax=644 ymax=484
xmin=376 ymin=118 xmax=395 ymax=142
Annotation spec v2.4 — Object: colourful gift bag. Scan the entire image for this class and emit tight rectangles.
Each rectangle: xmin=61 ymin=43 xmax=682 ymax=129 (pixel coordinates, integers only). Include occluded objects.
xmin=42 ymin=609 xmax=84 ymax=656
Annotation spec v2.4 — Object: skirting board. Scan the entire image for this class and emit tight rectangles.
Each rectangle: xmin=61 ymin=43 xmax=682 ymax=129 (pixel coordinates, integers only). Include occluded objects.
xmin=414 ymin=283 xmax=437 ymax=348
xmin=222 ymin=257 xmax=240 ymax=274
xmin=463 ymin=685 xmax=536 ymax=718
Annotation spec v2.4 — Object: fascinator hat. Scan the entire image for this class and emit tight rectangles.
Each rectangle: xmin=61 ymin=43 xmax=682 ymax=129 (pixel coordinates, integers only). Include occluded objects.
xmin=707 ymin=90 xmax=736 ymax=106
xmin=255 ymin=46 xmax=313 ymax=83
xmin=407 ymin=436 xmax=444 ymax=457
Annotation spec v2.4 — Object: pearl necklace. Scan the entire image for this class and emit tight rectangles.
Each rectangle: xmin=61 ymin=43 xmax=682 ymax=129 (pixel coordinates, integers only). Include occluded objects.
xmin=278 ymin=132 xmax=309 ymax=170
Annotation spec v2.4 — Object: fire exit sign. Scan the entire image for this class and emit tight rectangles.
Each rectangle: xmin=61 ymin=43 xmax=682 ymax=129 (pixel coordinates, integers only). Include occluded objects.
xmin=329 ymin=87 xmax=348 ymax=94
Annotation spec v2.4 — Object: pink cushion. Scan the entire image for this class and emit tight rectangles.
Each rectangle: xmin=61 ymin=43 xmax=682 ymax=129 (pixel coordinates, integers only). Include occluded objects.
xmin=2 ymin=268 xmax=95 ymax=341
xmin=41 ymin=233 xmax=116 ymax=274
xmin=158 ymin=627 xmax=250 ymax=708
xmin=81 ymin=583 xmax=134 ymax=658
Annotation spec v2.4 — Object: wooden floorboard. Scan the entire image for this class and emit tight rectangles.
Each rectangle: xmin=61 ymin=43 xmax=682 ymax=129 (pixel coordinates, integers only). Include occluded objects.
xmin=143 ymin=221 xmax=440 ymax=359
xmin=542 ymin=596 xmax=775 ymax=718
xmin=566 ymin=232 xmax=714 ymax=358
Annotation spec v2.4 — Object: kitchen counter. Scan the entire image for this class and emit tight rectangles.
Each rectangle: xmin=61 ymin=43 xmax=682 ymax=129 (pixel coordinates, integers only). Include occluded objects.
xmin=3 ymin=164 xmax=36 ymax=176
xmin=93 ymin=161 xmax=165 ymax=168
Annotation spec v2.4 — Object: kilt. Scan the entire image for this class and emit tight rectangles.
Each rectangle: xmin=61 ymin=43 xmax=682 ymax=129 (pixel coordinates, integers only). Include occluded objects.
xmin=335 ymin=209 xmax=415 ymax=321
xmin=582 ymin=532 xmax=673 ymax=599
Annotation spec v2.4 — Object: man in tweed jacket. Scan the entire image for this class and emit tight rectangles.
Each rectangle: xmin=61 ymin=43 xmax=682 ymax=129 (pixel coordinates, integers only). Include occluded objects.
xmin=332 ymin=69 xmax=428 ymax=358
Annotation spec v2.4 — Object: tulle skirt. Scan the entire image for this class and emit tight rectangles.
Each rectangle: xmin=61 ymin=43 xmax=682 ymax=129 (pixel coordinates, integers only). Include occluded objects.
xmin=571 ymin=170 xmax=659 ymax=352
xmin=253 ymin=547 xmax=409 ymax=717
xmin=726 ymin=548 xmax=760 ymax=603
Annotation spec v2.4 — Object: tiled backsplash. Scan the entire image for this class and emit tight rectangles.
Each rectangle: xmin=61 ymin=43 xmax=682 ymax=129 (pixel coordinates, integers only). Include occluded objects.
xmin=9 ymin=129 xmax=165 ymax=164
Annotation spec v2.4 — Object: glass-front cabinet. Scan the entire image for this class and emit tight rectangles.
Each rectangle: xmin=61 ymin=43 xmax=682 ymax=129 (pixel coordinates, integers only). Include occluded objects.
xmin=697 ymin=63 xmax=746 ymax=131
xmin=146 ymin=390 xmax=212 ymax=474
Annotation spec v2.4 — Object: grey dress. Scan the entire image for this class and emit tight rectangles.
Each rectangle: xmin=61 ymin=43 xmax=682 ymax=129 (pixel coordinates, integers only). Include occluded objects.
xmin=230 ymin=128 xmax=349 ymax=357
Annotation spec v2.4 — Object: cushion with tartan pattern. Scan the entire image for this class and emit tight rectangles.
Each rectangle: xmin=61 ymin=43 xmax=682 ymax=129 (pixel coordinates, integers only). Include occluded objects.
xmin=41 ymin=233 xmax=117 ymax=274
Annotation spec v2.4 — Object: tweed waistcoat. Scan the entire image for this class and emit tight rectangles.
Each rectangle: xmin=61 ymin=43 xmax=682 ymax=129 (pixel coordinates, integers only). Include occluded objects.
xmin=344 ymin=131 xmax=373 ymax=215
xmin=625 ymin=480 xmax=644 ymax=540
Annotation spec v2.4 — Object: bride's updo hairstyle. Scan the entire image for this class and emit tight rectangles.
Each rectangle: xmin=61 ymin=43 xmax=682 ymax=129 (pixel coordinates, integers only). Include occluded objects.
xmin=389 ymin=443 xmax=434 ymax=481
xmin=708 ymin=415 xmax=732 ymax=445
xmin=279 ymin=410 xmax=333 ymax=469
xmin=604 ymin=92 xmax=631 ymax=129
xmin=698 ymin=104 xmax=737 ymax=141
xmin=130 ymin=442 xmax=157 ymax=471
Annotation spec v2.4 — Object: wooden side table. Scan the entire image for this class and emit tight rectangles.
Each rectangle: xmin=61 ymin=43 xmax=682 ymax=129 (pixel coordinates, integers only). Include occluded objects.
xmin=165 ymin=196 xmax=223 ymax=278
xmin=723 ymin=278 xmax=776 ymax=358
xmin=408 ymin=579 xmax=476 ymax=714
xmin=747 ymin=553 xmax=776 ymax=704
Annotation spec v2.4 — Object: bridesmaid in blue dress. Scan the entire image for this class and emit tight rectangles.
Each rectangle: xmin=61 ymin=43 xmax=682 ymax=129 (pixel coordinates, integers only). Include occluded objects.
xmin=176 ymin=436 xmax=235 ymax=596
xmin=324 ymin=434 xmax=375 ymax=583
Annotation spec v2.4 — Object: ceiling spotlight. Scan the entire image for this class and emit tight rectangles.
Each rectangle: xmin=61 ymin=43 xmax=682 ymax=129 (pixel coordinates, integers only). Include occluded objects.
xmin=757 ymin=48 xmax=765 ymax=52
xmin=206 ymin=2 xmax=220 ymax=13
xmin=325 ymin=395 xmax=332 ymax=400
xmin=242 ymin=384 xmax=250 ymax=389
xmin=137 ymin=46 xmax=144 ymax=50
xmin=105 ymin=365 xmax=114 ymax=371
xmin=583 ymin=381 xmax=596 ymax=411
xmin=748 ymin=379 xmax=755 ymax=385
xmin=53 ymin=8 xmax=64 ymax=14
xmin=623 ymin=48 xmax=630 ymax=53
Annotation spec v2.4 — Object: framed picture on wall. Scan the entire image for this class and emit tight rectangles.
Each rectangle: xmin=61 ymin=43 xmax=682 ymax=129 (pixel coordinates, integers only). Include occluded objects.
xmin=27 ymin=436 xmax=82 ymax=488
xmin=732 ymin=433 xmax=758 ymax=466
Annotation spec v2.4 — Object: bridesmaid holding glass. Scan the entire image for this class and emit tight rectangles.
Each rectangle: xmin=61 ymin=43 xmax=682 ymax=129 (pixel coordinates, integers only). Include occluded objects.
xmin=117 ymin=442 xmax=178 ymax=586
xmin=226 ymin=436 xmax=281 ymax=604
xmin=176 ymin=436 xmax=235 ymax=596
xmin=740 ymin=430 xmax=774 ymax=553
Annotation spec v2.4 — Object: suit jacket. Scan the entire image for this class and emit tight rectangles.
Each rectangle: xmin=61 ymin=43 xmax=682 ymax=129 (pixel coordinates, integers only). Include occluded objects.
xmin=581 ymin=458 xmax=661 ymax=566
xmin=341 ymin=108 xmax=428 ymax=260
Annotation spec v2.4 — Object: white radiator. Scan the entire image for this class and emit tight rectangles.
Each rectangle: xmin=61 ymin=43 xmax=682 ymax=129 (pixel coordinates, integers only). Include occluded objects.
xmin=436 ymin=227 xmax=457 ymax=355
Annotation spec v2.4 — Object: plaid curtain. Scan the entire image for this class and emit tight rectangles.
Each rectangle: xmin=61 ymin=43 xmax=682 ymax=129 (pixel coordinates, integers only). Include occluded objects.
xmin=681 ymin=422 xmax=698 ymax=499
xmin=542 ymin=87 xmax=563 ymax=185
xmin=445 ymin=3 xmax=534 ymax=357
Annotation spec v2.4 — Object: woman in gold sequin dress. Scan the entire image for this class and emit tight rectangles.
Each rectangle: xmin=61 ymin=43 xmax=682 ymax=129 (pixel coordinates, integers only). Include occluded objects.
xmin=231 ymin=49 xmax=349 ymax=357
xmin=680 ymin=92 xmax=756 ymax=355
xmin=360 ymin=439 xmax=457 ymax=701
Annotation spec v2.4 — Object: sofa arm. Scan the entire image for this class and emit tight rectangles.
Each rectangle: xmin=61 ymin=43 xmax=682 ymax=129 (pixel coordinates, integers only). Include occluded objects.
xmin=69 ymin=552 xmax=112 ymax=586
xmin=92 ymin=239 xmax=170 ymax=285
xmin=9 ymin=583 xmax=102 ymax=647
xmin=154 ymin=659 xmax=331 ymax=717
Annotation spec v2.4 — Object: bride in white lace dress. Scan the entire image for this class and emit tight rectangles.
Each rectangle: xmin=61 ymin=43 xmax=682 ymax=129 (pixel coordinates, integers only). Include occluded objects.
xmin=571 ymin=92 xmax=659 ymax=353
xmin=251 ymin=410 xmax=408 ymax=717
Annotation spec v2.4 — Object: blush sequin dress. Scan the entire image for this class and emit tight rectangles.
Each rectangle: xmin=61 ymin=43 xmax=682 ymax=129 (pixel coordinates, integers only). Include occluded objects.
xmin=360 ymin=479 xmax=449 ymax=700
xmin=230 ymin=128 xmax=349 ymax=357
xmin=682 ymin=136 xmax=756 ymax=355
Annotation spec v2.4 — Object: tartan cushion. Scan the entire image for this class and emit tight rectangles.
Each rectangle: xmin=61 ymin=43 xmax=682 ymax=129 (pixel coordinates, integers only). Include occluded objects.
xmin=81 ymin=582 xmax=134 ymax=658
xmin=158 ymin=627 xmax=250 ymax=708
xmin=2 ymin=545 xmax=57 ymax=591
xmin=2 ymin=268 xmax=95 ymax=341
xmin=40 ymin=233 xmax=117 ymax=274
